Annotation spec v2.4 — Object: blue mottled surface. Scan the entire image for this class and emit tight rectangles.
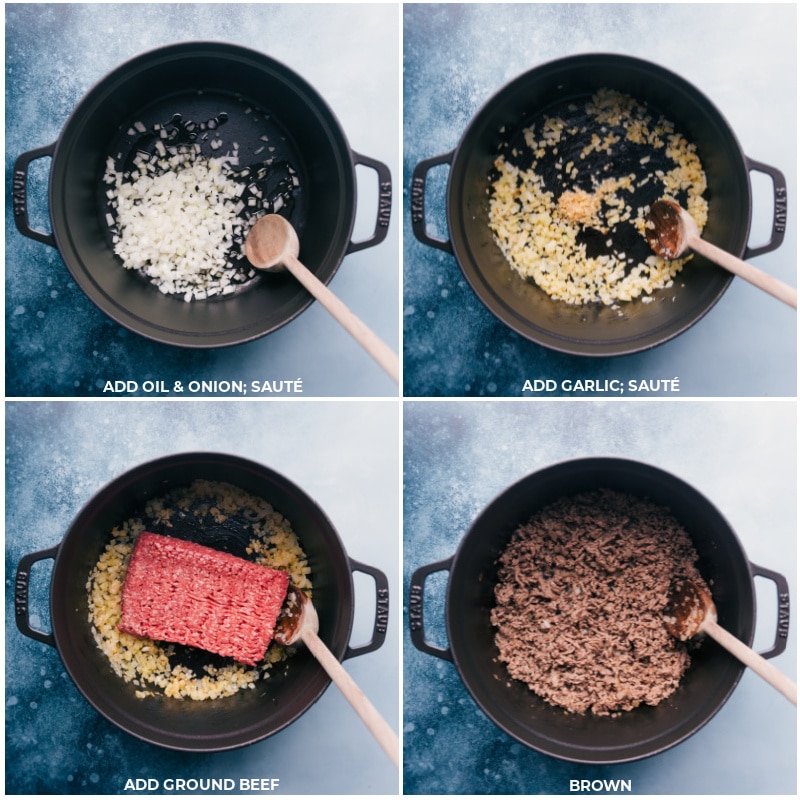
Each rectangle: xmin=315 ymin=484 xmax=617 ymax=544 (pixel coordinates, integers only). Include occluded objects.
xmin=403 ymin=3 xmax=797 ymax=397
xmin=5 ymin=401 xmax=399 ymax=794
xmin=403 ymin=400 xmax=796 ymax=794
xmin=5 ymin=3 xmax=399 ymax=397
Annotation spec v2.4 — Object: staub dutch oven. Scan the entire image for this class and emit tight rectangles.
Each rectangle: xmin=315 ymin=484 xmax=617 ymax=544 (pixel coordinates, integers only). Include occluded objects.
xmin=409 ymin=457 xmax=790 ymax=764
xmin=12 ymin=42 xmax=392 ymax=348
xmin=15 ymin=453 xmax=390 ymax=752
xmin=411 ymin=54 xmax=787 ymax=356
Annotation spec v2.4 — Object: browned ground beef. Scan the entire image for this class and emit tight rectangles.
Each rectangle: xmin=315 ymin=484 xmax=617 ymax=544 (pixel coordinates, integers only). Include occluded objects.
xmin=490 ymin=489 xmax=708 ymax=715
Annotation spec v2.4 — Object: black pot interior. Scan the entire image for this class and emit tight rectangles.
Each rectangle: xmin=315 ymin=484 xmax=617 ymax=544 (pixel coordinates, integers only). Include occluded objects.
xmin=449 ymin=54 xmax=750 ymax=356
xmin=48 ymin=453 xmax=354 ymax=751
xmin=446 ymin=458 xmax=754 ymax=764
xmin=49 ymin=42 xmax=356 ymax=347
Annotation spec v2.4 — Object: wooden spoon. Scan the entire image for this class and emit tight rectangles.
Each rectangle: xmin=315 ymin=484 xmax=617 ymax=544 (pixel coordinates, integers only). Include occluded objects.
xmin=645 ymin=199 xmax=797 ymax=309
xmin=665 ymin=578 xmax=797 ymax=705
xmin=245 ymin=214 xmax=399 ymax=383
xmin=274 ymin=585 xmax=399 ymax=767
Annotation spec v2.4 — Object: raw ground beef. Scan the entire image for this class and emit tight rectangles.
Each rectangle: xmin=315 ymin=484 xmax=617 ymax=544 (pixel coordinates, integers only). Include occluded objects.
xmin=490 ymin=489 xmax=708 ymax=716
xmin=119 ymin=531 xmax=290 ymax=666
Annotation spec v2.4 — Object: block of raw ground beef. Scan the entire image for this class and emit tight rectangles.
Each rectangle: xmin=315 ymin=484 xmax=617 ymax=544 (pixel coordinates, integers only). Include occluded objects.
xmin=119 ymin=531 xmax=290 ymax=666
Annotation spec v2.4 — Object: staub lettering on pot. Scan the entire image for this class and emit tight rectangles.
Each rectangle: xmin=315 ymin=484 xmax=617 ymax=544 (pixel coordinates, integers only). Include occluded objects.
xmin=408 ymin=583 xmax=423 ymax=631
xmin=12 ymin=169 xmax=28 ymax=218
xmin=14 ymin=570 xmax=29 ymax=617
xmin=778 ymin=592 xmax=790 ymax=639
xmin=378 ymin=180 xmax=392 ymax=228
xmin=375 ymin=587 xmax=390 ymax=634
xmin=775 ymin=186 xmax=787 ymax=233
xmin=410 ymin=176 xmax=426 ymax=225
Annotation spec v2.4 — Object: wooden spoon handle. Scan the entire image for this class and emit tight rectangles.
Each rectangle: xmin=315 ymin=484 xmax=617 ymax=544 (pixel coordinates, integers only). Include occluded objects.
xmin=689 ymin=235 xmax=797 ymax=309
xmin=285 ymin=255 xmax=399 ymax=383
xmin=704 ymin=619 xmax=797 ymax=704
xmin=302 ymin=628 xmax=400 ymax=767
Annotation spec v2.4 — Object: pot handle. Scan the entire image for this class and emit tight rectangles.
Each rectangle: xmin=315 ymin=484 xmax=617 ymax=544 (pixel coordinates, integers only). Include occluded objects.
xmin=15 ymin=545 xmax=59 ymax=647
xmin=408 ymin=556 xmax=454 ymax=662
xmin=410 ymin=151 xmax=456 ymax=253
xmin=345 ymin=151 xmax=392 ymax=255
xmin=12 ymin=143 xmax=57 ymax=247
xmin=343 ymin=557 xmax=390 ymax=660
xmin=744 ymin=158 xmax=787 ymax=260
xmin=751 ymin=562 xmax=791 ymax=660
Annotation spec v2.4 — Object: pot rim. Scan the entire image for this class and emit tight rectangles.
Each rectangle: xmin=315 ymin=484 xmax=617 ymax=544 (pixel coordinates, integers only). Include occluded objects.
xmin=449 ymin=50 xmax=750 ymax=181
xmin=433 ymin=52 xmax=776 ymax=356
xmin=21 ymin=451 xmax=374 ymax=752
xmin=435 ymin=457 xmax=772 ymax=763
xmin=18 ymin=41 xmax=383 ymax=348
xmin=50 ymin=39 xmax=357 ymax=253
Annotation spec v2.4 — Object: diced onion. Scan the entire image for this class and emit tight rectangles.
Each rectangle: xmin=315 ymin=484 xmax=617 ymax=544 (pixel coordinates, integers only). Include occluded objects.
xmin=105 ymin=149 xmax=253 ymax=301
xmin=104 ymin=114 xmax=299 ymax=302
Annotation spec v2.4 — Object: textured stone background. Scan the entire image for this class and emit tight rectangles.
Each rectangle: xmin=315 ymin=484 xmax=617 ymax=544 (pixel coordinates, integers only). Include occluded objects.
xmin=403 ymin=3 xmax=796 ymax=397
xmin=6 ymin=3 xmax=400 ymax=398
xmin=6 ymin=400 xmax=399 ymax=794
xmin=403 ymin=399 xmax=796 ymax=793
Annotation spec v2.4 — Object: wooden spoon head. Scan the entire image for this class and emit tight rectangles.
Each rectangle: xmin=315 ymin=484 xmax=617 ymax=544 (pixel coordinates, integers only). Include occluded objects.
xmin=664 ymin=578 xmax=717 ymax=640
xmin=244 ymin=214 xmax=300 ymax=272
xmin=274 ymin=584 xmax=318 ymax=646
xmin=644 ymin=200 xmax=686 ymax=259
xmin=645 ymin=199 xmax=693 ymax=260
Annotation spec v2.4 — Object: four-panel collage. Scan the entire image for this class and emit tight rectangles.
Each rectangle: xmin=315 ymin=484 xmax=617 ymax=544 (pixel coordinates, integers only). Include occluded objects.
xmin=4 ymin=2 xmax=797 ymax=798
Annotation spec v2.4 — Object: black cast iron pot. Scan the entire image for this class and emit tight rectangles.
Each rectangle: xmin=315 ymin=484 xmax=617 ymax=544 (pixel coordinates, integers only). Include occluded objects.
xmin=411 ymin=54 xmax=787 ymax=356
xmin=408 ymin=457 xmax=790 ymax=764
xmin=13 ymin=42 xmax=392 ymax=348
xmin=16 ymin=453 xmax=390 ymax=752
